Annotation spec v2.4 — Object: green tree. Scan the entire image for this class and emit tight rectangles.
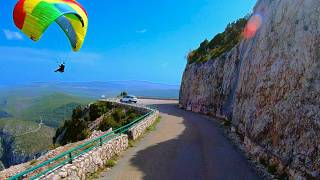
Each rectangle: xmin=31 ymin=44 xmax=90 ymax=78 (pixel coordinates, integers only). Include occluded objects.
xmin=119 ymin=91 xmax=128 ymax=97
xmin=99 ymin=116 xmax=119 ymax=131
xmin=55 ymin=118 xmax=90 ymax=145
xmin=89 ymin=103 xmax=100 ymax=121
xmin=72 ymin=106 xmax=83 ymax=120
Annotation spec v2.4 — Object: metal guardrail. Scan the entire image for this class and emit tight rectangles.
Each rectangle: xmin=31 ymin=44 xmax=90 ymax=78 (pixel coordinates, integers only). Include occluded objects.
xmin=9 ymin=108 xmax=155 ymax=180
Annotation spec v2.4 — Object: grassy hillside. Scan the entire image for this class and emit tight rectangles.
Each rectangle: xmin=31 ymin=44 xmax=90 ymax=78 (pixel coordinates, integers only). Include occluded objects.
xmin=19 ymin=93 xmax=92 ymax=127
xmin=0 ymin=93 xmax=92 ymax=128
xmin=0 ymin=118 xmax=55 ymax=155
xmin=3 ymin=95 xmax=35 ymax=117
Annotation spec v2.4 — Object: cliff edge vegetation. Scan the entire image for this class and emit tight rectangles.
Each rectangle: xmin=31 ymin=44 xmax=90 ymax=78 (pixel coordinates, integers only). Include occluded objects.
xmin=53 ymin=101 xmax=142 ymax=145
xmin=187 ymin=17 xmax=247 ymax=64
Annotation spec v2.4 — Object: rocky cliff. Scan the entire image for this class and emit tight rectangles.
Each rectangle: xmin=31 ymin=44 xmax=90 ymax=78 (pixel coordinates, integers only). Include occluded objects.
xmin=0 ymin=129 xmax=47 ymax=170
xmin=180 ymin=0 xmax=320 ymax=178
xmin=0 ymin=119 xmax=55 ymax=170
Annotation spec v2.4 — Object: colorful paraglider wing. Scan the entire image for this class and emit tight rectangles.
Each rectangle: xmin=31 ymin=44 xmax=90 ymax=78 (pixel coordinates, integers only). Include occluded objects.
xmin=13 ymin=0 xmax=88 ymax=51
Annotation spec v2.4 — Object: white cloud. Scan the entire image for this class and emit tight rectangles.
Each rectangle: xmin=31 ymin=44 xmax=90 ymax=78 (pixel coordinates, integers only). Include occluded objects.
xmin=136 ymin=29 xmax=147 ymax=34
xmin=3 ymin=29 xmax=24 ymax=40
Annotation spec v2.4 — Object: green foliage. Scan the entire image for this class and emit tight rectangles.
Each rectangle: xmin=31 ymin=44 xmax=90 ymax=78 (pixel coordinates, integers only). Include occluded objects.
xmin=89 ymin=101 xmax=113 ymax=121
xmin=106 ymin=160 xmax=116 ymax=167
xmin=98 ymin=116 xmax=118 ymax=131
xmin=54 ymin=101 xmax=141 ymax=145
xmin=54 ymin=117 xmax=90 ymax=145
xmin=112 ymin=109 xmax=125 ymax=122
xmin=128 ymin=139 xmax=134 ymax=147
xmin=29 ymin=159 xmax=38 ymax=165
xmin=187 ymin=17 xmax=248 ymax=64
xmin=98 ymin=108 xmax=140 ymax=131
xmin=53 ymin=106 xmax=90 ymax=145
xmin=119 ymin=91 xmax=128 ymax=97
xmin=53 ymin=104 xmax=91 ymax=145
xmin=89 ymin=103 xmax=100 ymax=121
xmin=146 ymin=116 xmax=161 ymax=132
xmin=72 ymin=106 xmax=84 ymax=120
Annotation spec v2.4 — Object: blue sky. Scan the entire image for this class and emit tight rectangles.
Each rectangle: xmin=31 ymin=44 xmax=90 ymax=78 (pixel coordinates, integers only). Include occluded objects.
xmin=0 ymin=0 xmax=256 ymax=85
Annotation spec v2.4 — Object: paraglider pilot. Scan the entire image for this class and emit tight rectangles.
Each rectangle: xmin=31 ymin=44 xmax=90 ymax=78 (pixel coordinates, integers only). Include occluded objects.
xmin=55 ymin=63 xmax=65 ymax=73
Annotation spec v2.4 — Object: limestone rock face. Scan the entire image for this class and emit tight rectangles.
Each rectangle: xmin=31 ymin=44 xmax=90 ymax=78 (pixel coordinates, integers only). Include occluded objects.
xmin=180 ymin=0 xmax=320 ymax=177
xmin=234 ymin=0 xmax=320 ymax=175
xmin=180 ymin=46 xmax=242 ymax=117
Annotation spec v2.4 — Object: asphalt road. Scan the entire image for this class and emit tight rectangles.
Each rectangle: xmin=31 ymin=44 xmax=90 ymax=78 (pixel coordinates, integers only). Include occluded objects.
xmin=98 ymin=99 xmax=260 ymax=180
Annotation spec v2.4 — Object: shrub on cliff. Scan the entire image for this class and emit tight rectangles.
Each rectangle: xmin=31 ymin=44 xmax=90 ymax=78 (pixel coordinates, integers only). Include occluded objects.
xmin=89 ymin=102 xmax=112 ymax=121
xmin=53 ymin=102 xmax=141 ymax=145
xmin=187 ymin=17 xmax=248 ymax=64
xmin=56 ymin=118 xmax=90 ymax=145
xmin=98 ymin=108 xmax=140 ymax=131
xmin=53 ymin=105 xmax=90 ymax=145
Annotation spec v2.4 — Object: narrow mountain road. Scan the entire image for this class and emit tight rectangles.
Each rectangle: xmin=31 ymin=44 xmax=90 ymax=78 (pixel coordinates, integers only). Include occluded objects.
xmin=97 ymin=99 xmax=260 ymax=180
xmin=14 ymin=117 xmax=44 ymax=137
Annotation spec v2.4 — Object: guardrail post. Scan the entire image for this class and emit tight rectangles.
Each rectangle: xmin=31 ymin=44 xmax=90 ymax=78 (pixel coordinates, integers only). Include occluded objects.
xmin=100 ymin=137 xmax=103 ymax=146
xmin=68 ymin=152 xmax=73 ymax=164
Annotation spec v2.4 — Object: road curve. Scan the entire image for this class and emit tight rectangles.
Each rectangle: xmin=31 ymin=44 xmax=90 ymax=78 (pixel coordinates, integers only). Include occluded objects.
xmin=97 ymin=99 xmax=260 ymax=180
xmin=14 ymin=119 xmax=44 ymax=137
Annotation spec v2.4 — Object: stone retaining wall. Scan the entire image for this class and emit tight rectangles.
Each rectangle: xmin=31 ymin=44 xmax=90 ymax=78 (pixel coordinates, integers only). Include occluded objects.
xmin=43 ymin=134 xmax=128 ymax=180
xmin=128 ymin=110 xmax=160 ymax=140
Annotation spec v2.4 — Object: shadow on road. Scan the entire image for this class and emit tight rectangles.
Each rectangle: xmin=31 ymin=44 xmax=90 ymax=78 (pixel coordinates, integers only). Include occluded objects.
xmin=130 ymin=103 xmax=260 ymax=180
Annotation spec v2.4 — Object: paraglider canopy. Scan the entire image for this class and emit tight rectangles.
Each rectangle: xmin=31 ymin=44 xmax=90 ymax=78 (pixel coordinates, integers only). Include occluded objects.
xmin=13 ymin=0 xmax=88 ymax=52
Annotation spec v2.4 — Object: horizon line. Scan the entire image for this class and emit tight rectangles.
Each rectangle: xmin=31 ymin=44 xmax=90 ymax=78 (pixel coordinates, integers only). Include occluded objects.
xmin=0 ymin=80 xmax=181 ymax=87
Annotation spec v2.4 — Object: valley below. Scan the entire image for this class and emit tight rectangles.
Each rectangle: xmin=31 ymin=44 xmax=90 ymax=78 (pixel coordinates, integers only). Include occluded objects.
xmin=0 ymin=93 xmax=87 ymax=170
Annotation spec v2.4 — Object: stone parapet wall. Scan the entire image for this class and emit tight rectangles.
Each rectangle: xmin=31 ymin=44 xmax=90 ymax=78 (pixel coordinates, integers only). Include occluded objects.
xmin=43 ymin=134 xmax=128 ymax=180
xmin=128 ymin=110 xmax=160 ymax=140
